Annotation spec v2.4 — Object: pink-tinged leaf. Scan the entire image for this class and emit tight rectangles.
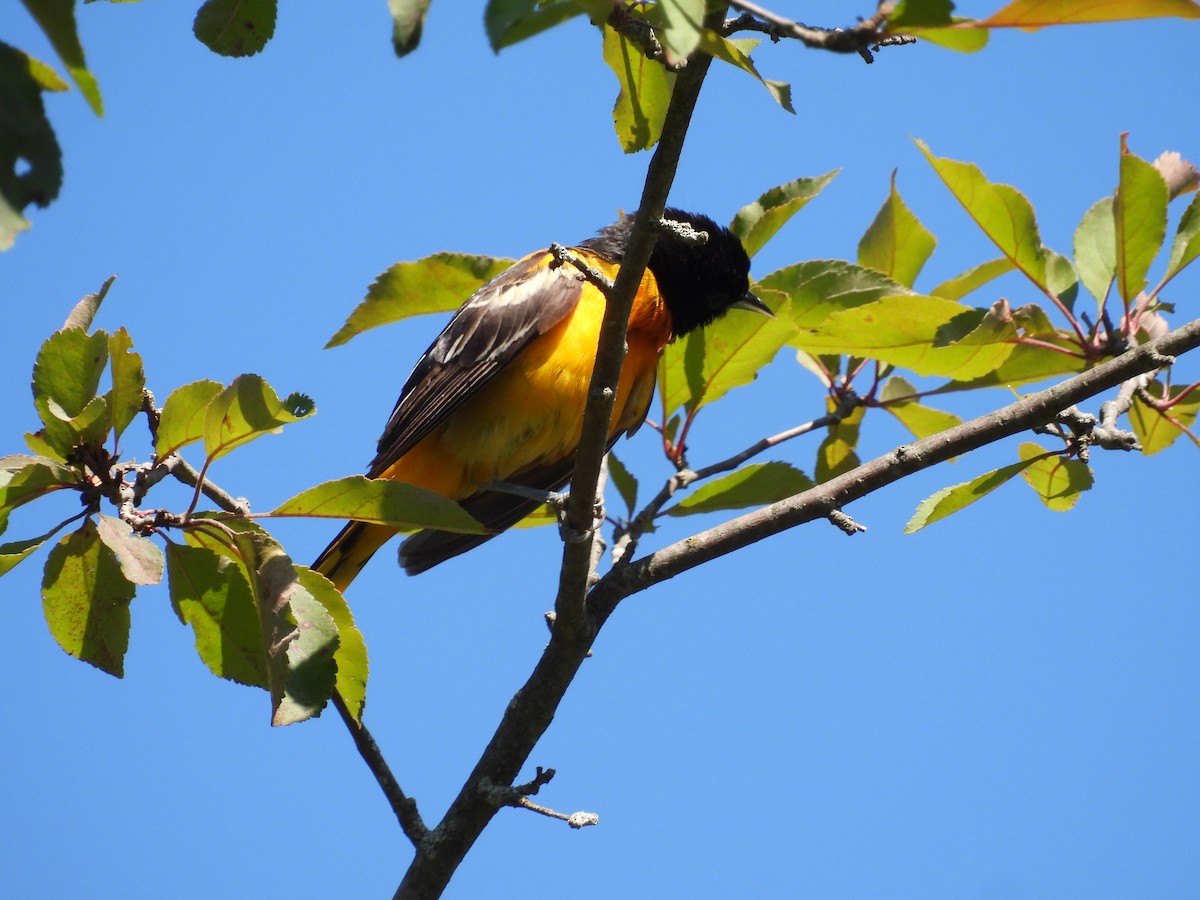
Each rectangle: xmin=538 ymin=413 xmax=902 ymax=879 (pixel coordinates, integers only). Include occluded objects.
xmin=980 ymin=0 xmax=1200 ymax=30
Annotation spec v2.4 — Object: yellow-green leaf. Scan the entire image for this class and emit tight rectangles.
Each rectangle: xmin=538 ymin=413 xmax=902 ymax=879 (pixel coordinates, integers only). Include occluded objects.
xmin=1164 ymin=190 xmax=1200 ymax=282
xmin=297 ymin=567 xmax=369 ymax=722
xmin=697 ymin=30 xmax=794 ymax=114
xmin=0 ymin=455 xmax=77 ymax=514
xmin=156 ymin=380 xmax=222 ymax=459
xmin=485 ymin=0 xmax=584 ymax=51
xmin=1114 ymin=135 xmax=1169 ymax=304
xmin=905 ymin=456 xmax=1039 ymax=533
xmin=1074 ymin=197 xmax=1116 ymax=305
xmin=930 ymin=257 xmax=1014 ymax=301
xmin=42 ymin=519 xmax=133 ymax=677
xmin=815 ymin=402 xmax=864 ymax=483
xmin=1129 ymin=381 xmax=1200 ymax=455
xmin=658 ymin=292 xmax=793 ymax=418
xmin=271 ymin=475 xmax=487 ymax=534
xmin=167 ymin=542 xmax=267 ymax=688
xmin=327 ymin=253 xmax=514 ymax=348
xmin=730 ymin=171 xmax=837 ymax=259
xmin=203 ymin=374 xmax=315 ymax=462
xmin=1017 ymin=442 xmax=1091 ymax=510
xmin=33 ymin=327 xmax=109 ymax=418
xmin=879 ymin=376 xmax=963 ymax=440
xmin=916 ymin=139 xmax=1048 ymax=291
xmin=107 ymin=327 xmax=145 ymax=441
xmin=858 ymin=171 xmax=937 ymax=288
xmin=602 ymin=22 xmax=676 ymax=153
xmin=19 ymin=0 xmax=103 ymax=114
xmin=793 ymin=294 xmax=1016 ymax=381
xmin=666 ymin=462 xmax=813 ymax=517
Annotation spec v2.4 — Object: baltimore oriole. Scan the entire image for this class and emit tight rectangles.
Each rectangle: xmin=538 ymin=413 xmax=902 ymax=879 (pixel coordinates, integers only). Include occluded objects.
xmin=313 ymin=209 xmax=764 ymax=589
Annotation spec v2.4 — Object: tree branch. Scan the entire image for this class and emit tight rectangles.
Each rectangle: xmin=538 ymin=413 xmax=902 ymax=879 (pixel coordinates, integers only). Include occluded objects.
xmin=552 ymin=26 xmax=720 ymax=640
xmin=587 ymin=317 xmax=1200 ymax=626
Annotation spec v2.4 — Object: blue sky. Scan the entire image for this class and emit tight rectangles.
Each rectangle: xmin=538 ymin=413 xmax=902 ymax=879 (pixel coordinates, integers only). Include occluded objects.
xmin=3 ymin=3 xmax=1198 ymax=898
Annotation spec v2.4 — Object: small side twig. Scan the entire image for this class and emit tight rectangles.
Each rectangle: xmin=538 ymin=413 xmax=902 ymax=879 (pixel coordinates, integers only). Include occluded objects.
xmin=549 ymin=243 xmax=615 ymax=295
xmin=827 ymin=508 xmax=866 ymax=535
xmin=480 ymin=769 xmax=599 ymax=830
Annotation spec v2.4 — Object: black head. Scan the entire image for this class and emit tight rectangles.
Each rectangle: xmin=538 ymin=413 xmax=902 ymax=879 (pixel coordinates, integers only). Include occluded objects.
xmin=580 ymin=208 xmax=757 ymax=337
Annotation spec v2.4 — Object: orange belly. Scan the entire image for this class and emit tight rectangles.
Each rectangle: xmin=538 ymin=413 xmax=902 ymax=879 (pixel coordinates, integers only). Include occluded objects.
xmin=380 ymin=264 xmax=670 ymax=500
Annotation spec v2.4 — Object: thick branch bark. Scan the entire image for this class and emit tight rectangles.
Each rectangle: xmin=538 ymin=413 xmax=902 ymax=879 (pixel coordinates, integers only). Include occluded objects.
xmin=588 ymin=319 xmax=1200 ymax=624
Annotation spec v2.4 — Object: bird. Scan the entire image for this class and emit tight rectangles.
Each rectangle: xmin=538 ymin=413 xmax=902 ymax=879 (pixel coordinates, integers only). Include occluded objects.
xmin=312 ymin=208 xmax=766 ymax=590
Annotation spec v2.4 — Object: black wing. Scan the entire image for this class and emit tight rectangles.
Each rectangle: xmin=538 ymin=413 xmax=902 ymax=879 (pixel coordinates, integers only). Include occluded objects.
xmin=368 ymin=251 xmax=585 ymax=476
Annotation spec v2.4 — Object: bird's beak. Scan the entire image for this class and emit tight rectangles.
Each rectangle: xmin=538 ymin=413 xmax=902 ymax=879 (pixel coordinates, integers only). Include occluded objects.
xmin=733 ymin=290 xmax=774 ymax=318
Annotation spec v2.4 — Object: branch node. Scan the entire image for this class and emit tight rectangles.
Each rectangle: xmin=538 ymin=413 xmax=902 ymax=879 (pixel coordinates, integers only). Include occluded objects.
xmin=826 ymin=508 xmax=866 ymax=536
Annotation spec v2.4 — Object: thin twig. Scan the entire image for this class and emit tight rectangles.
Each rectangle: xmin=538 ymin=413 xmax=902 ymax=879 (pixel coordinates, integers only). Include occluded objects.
xmin=331 ymin=690 xmax=429 ymax=848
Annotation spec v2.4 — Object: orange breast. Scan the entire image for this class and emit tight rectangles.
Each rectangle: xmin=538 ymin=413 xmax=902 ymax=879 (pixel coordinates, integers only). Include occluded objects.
xmin=381 ymin=260 xmax=672 ymax=500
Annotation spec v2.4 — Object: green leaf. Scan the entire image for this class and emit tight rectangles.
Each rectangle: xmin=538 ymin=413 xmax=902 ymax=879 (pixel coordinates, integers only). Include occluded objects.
xmin=42 ymin=519 xmax=133 ymax=677
xmin=0 ymin=41 xmax=65 ymax=250
xmin=607 ymin=451 xmax=638 ymax=517
xmin=327 ymin=253 xmax=514 ymax=348
xmin=63 ymin=275 xmax=116 ymax=331
xmin=33 ymin=327 xmax=109 ymax=418
xmin=815 ymin=402 xmax=864 ymax=483
xmin=645 ymin=0 xmax=705 ymax=66
xmin=269 ymin=557 xmax=338 ymax=726
xmin=887 ymin=0 xmax=956 ymax=28
xmin=156 ymin=380 xmax=222 ymax=458
xmin=858 ymin=171 xmax=937 ymax=287
xmin=1017 ymin=442 xmax=1092 ymax=510
xmin=603 ymin=22 xmax=675 ymax=153
xmin=203 ymin=374 xmax=315 ymax=462
xmin=696 ymin=31 xmax=794 ymax=114
xmin=187 ymin=523 xmax=338 ymax=724
xmin=793 ymin=294 xmax=1016 ymax=381
xmin=297 ymin=567 xmax=368 ymax=722
xmin=935 ymin=339 xmax=1087 ymax=391
xmin=0 ymin=454 xmax=77 ymax=514
xmin=19 ymin=0 xmax=103 ymax=114
xmin=658 ymin=291 xmax=793 ymax=418
xmin=271 ymin=475 xmax=487 ymax=534
xmin=916 ymin=139 xmax=1049 ymax=292
xmin=23 ymin=430 xmax=65 ymax=462
xmin=107 ymin=327 xmax=145 ymax=441
xmin=1045 ymin=248 xmax=1079 ymax=311
xmin=665 ymin=461 xmax=813 ymax=517
xmin=1074 ymin=197 xmax=1116 ymax=305
xmin=1164 ymin=190 xmax=1200 ymax=282
xmin=193 ymin=0 xmax=277 ymax=57
xmin=1129 ymin=381 xmax=1200 ymax=455
xmin=758 ymin=259 xmax=914 ymax=329
xmin=730 ymin=171 xmax=838 ymax=259
xmin=484 ymin=0 xmax=585 ymax=51
xmin=930 ymin=257 xmax=1014 ymax=301
xmin=902 ymin=23 xmax=989 ymax=52
xmin=35 ymin=392 xmax=110 ymax=455
xmin=1114 ymin=136 xmax=1169 ymax=304
xmin=166 ymin=542 xmax=267 ymax=688
xmin=0 ymin=526 xmax=58 ymax=577
xmin=95 ymin=514 xmax=163 ymax=586
xmin=980 ymin=0 xmax=1200 ymax=29
xmin=879 ymin=376 xmax=963 ymax=440
xmin=905 ymin=456 xmax=1040 ymax=533
xmin=389 ymin=0 xmax=431 ymax=57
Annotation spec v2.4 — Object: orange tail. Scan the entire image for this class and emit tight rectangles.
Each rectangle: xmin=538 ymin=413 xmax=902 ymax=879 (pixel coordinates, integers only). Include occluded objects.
xmin=312 ymin=521 xmax=396 ymax=593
